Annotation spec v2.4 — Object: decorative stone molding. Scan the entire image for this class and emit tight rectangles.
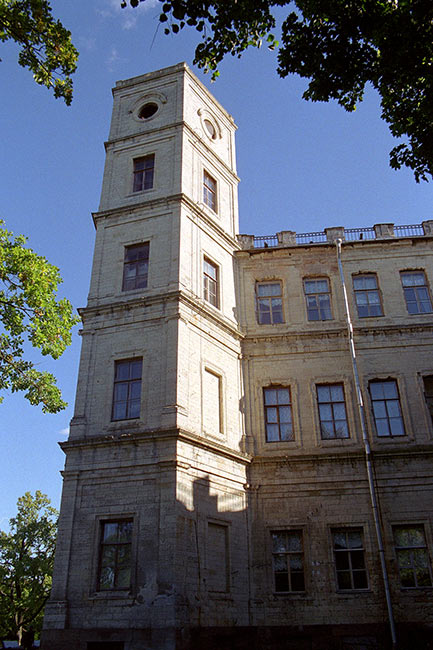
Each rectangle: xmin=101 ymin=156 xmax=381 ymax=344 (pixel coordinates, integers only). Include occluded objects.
xmin=277 ymin=230 xmax=297 ymax=245
xmin=237 ymin=234 xmax=255 ymax=249
xmin=422 ymin=220 xmax=433 ymax=236
xmin=374 ymin=223 xmax=395 ymax=238
xmin=325 ymin=227 xmax=345 ymax=243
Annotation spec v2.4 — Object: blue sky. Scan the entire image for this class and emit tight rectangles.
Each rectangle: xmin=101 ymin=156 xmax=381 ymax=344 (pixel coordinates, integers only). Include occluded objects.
xmin=0 ymin=0 xmax=431 ymax=527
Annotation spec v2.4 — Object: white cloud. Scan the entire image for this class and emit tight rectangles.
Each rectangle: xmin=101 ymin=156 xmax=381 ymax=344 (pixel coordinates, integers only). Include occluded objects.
xmin=97 ymin=0 xmax=159 ymax=29
xmin=107 ymin=46 xmax=122 ymax=71
xmin=59 ymin=427 xmax=70 ymax=436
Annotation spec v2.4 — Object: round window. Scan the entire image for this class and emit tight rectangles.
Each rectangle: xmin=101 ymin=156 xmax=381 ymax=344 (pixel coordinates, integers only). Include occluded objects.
xmin=204 ymin=119 xmax=216 ymax=140
xmin=138 ymin=102 xmax=158 ymax=119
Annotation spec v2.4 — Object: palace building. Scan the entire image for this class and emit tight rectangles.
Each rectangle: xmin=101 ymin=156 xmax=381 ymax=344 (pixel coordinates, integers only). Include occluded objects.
xmin=42 ymin=63 xmax=433 ymax=650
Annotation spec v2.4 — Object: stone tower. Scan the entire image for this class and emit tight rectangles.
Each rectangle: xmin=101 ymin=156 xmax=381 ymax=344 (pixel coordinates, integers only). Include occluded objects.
xmin=43 ymin=63 xmax=250 ymax=650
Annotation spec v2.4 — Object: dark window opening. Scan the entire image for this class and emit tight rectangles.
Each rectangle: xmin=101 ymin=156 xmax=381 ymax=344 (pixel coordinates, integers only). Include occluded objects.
xmin=122 ymin=243 xmax=149 ymax=292
xmin=138 ymin=102 xmax=158 ymax=119
xmin=133 ymin=154 xmax=154 ymax=192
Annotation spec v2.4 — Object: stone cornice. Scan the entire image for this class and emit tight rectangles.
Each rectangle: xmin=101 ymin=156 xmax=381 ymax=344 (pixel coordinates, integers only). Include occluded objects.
xmin=92 ymin=193 xmax=240 ymax=252
xmin=250 ymin=445 xmax=433 ymax=469
xmin=78 ymin=289 xmax=243 ymax=341
xmin=242 ymin=322 xmax=433 ymax=346
xmin=60 ymin=427 xmax=251 ymax=465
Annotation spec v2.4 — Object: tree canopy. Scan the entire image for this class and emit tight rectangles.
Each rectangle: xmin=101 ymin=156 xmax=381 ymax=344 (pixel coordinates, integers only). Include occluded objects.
xmin=0 ymin=222 xmax=79 ymax=412
xmin=0 ymin=492 xmax=58 ymax=645
xmin=0 ymin=0 xmax=78 ymax=104
xmin=125 ymin=0 xmax=433 ymax=182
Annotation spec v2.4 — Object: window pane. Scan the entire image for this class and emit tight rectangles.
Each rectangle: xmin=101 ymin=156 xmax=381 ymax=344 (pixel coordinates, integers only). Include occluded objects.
xmin=266 ymin=423 xmax=279 ymax=441
xmin=335 ymin=421 xmax=349 ymax=438
xmin=103 ymin=523 xmax=119 ymax=543
xmin=376 ymin=419 xmax=390 ymax=436
xmin=264 ymin=389 xmax=277 ymax=405
xmin=389 ymin=418 xmax=405 ymax=436
xmin=383 ymin=381 xmax=398 ymax=399
xmin=266 ymin=407 xmax=278 ymax=423
xmin=291 ymin=572 xmax=305 ymax=592
xmin=275 ymin=573 xmax=289 ymax=592
xmin=337 ymin=571 xmax=352 ymax=590
xmin=353 ymin=571 xmax=368 ymax=589
xmin=317 ymin=385 xmax=330 ymax=402
xmin=277 ymin=388 xmax=290 ymax=404
xmin=279 ymin=406 xmax=292 ymax=422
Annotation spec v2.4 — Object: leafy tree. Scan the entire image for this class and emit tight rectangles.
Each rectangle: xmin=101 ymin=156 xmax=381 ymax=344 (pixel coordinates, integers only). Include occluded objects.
xmin=0 ymin=492 xmax=58 ymax=645
xmin=0 ymin=222 xmax=79 ymax=412
xmin=124 ymin=0 xmax=433 ymax=182
xmin=0 ymin=0 xmax=78 ymax=104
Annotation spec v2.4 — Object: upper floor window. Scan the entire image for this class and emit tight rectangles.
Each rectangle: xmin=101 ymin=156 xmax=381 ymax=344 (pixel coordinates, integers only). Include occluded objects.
xmin=256 ymin=282 xmax=284 ymax=324
xmin=393 ymin=525 xmax=432 ymax=589
xmin=112 ymin=359 xmax=142 ymax=421
xmin=203 ymin=257 xmax=219 ymax=308
xmin=369 ymin=379 xmax=405 ymax=437
xmin=332 ymin=528 xmax=368 ymax=591
xmin=203 ymin=170 xmax=217 ymax=212
xmin=352 ymin=274 xmax=383 ymax=317
xmin=133 ymin=154 xmax=154 ymax=192
xmin=122 ymin=243 xmax=149 ymax=291
xmin=316 ymin=383 xmax=349 ymax=439
xmin=98 ymin=519 xmax=133 ymax=590
xmin=263 ymin=386 xmax=293 ymax=442
xmin=304 ymin=278 xmax=332 ymax=321
xmin=401 ymin=271 xmax=433 ymax=314
xmin=271 ymin=530 xmax=305 ymax=592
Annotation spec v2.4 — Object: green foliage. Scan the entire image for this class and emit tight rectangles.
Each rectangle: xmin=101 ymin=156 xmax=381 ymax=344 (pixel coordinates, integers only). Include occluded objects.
xmin=0 ymin=221 xmax=79 ymax=412
xmin=125 ymin=0 xmax=433 ymax=182
xmin=0 ymin=492 xmax=58 ymax=643
xmin=0 ymin=0 xmax=78 ymax=104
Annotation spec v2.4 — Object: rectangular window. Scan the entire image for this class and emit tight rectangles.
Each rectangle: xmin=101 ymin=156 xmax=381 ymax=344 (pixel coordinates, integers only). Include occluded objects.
xmin=203 ymin=257 xmax=219 ymax=308
xmin=271 ymin=530 xmax=305 ymax=592
xmin=263 ymin=386 xmax=293 ymax=442
xmin=393 ymin=525 xmax=432 ymax=588
xmin=423 ymin=376 xmax=433 ymax=426
xmin=203 ymin=170 xmax=217 ymax=212
xmin=332 ymin=528 xmax=368 ymax=591
xmin=133 ymin=154 xmax=154 ymax=192
xmin=122 ymin=243 xmax=149 ymax=291
xmin=369 ymin=379 xmax=405 ymax=437
xmin=112 ymin=359 xmax=142 ymax=421
xmin=316 ymin=384 xmax=349 ymax=439
xmin=304 ymin=278 xmax=332 ymax=321
xmin=401 ymin=271 xmax=433 ymax=314
xmin=207 ymin=522 xmax=229 ymax=592
xmin=256 ymin=282 xmax=284 ymax=324
xmin=203 ymin=368 xmax=222 ymax=435
xmin=353 ymin=274 xmax=383 ymax=317
xmin=98 ymin=520 xmax=133 ymax=591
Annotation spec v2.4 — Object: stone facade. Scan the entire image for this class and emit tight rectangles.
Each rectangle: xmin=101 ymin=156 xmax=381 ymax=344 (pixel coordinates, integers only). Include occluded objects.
xmin=42 ymin=64 xmax=433 ymax=650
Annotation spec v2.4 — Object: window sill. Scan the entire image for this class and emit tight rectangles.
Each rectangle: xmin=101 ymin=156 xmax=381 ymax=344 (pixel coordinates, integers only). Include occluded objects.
xmin=88 ymin=591 xmax=134 ymax=602
xmin=335 ymin=589 xmax=372 ymax=597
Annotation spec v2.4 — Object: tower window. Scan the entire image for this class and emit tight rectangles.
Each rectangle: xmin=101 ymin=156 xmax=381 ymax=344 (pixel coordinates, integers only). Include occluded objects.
xmin=203 ymin=170 xmax=217 ymax=212
xmin=98 ymin=520 xmax=133 ymax=591
xmin=133 ymin=154 xmax=154 ymax=192
xmin=138 ymin=102 xmax=158 ymax=119
xmin=203 ymin=257 xmax=219 ymax=308
xmin=122 ymin=243 xmax=149 ymax=291
xmin=304 ymin=278 xmax=333 ymax=321
xmin=112 ymin=359 xmax=142 ymax=421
